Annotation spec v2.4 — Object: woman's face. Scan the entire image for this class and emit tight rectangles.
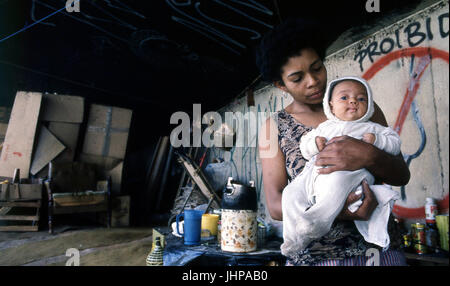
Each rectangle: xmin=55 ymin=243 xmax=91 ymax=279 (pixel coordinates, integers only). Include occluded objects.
xmin=276 ymin=48 xmax=327 ymax=105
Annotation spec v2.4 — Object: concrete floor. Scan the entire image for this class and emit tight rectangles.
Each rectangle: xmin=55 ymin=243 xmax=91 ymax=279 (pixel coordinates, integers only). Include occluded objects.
xmin=0 ymin=226 xmax=154 ymax=266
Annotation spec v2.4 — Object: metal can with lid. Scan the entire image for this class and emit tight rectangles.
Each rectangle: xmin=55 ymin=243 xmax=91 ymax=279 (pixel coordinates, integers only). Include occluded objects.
xmin=221 ymin=209 xmax=257 ymax=252
xmin=411 ymin=223 xmax=427 ymax=254
xmin=425 ymin=197 xmax=438 ymax=224
xmin=220 ymin=178 xmax=258 ymax=253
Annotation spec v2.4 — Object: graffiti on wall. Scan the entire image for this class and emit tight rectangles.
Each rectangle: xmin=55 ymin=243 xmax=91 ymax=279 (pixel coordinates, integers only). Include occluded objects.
xmin=354 ymin=12 xmax=449 ymax=72
xmin=355 ymin=7 xmax=449 ymax=218
xmin=217 ymin=93 xmax=281 ymax=205
xmin=361 ymin=47 xmax=449 ymax=218
xmin=344 ymin=6 xmax=450 ymax=219
xmin=218 ymin=3 xmax=449 ymax=220
xmin=226 ymin=46 xmax=450 ymax=219
xmin=362 ymin=47 xmax=449 ymax=200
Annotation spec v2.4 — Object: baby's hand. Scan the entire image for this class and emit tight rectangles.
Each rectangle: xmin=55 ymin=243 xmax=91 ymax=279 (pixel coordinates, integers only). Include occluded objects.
xmin=315 ymin=136 xmax=327 ymax=152
xmin=362 ymin=133 xmax=376 ymax=144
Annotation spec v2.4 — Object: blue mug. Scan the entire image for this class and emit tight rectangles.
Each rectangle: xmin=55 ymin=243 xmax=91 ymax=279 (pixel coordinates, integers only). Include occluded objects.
xmin=176 ymin=209 xmax=203 ymax=246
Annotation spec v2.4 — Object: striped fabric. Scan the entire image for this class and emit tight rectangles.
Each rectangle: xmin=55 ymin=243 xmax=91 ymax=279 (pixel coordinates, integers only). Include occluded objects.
xmin=286 ymin=250 xmax=407 ymax=266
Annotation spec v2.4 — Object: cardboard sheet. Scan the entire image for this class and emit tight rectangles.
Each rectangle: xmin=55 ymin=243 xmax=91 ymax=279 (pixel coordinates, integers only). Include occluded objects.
xmin=30 ymin=126 xmax=66 ymax=175
xmin=48 ymin=122 xmax=80 ymax=162
xmin=82 ymin=104 xmax=132 ymax=159
xmin=40 ymin=94 xmax=84 ymax=123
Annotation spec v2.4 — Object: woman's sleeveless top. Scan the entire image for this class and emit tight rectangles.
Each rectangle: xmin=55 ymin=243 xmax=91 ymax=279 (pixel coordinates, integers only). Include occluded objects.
xmin=274 ymin=109 xmax=402 ymax=265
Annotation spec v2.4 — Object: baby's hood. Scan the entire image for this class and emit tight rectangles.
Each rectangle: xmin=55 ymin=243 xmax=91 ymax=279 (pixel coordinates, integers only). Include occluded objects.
xmin=323 ymin=76 xmax=374 ymax=123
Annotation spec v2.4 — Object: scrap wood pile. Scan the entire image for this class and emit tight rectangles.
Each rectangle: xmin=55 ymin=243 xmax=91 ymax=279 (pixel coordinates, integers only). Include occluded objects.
xmin=0 ymin=91 xmax=132 ymax=231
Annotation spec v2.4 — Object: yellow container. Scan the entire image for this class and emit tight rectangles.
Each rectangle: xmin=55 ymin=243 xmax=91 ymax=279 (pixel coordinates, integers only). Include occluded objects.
xmin=436 ymin=214 xmax=449 ymax=251
xmin=201 ymin=214 xmax=220 ymax=237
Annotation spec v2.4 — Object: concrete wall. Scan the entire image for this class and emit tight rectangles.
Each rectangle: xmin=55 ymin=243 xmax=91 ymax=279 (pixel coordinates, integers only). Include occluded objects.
xmin=213 ymin=0 xmax=449 ymax=225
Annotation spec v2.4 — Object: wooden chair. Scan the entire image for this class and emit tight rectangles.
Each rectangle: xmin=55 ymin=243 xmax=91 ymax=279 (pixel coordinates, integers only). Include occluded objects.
xmin=44 ymin=161 xmax=111 ymax=234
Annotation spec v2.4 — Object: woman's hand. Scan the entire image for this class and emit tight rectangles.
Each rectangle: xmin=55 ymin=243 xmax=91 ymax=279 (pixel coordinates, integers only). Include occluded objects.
xmin=314 ymin=135 xmax=410 ymax=186
xmin=315 ymin=135 xmax=375 ymax=174
xmin=337 ymin=180 xmax=378 ymax=221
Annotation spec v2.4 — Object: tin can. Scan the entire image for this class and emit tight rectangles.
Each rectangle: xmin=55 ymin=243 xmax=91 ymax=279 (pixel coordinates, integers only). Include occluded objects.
xmin=411 ymin=223 xmax=427 ymax=254
xmin=257 ymin=224 xmax=267 ymax=249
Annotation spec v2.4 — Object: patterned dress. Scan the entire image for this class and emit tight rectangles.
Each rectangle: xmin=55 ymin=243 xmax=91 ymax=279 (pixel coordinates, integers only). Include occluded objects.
xmin=275 ymin=109 xmax=406 ymax=266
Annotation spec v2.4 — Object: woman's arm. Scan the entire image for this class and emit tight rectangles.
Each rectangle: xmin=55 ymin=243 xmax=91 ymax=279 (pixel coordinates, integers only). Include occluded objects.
xmin=314 ymin=103 xmax=410 ymax=186
xmin=259 ymin=118 xmax=288 ymax=221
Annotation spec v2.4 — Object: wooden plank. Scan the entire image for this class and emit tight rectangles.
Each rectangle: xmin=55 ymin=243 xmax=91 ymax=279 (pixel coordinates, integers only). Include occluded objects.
xmin=0 ymin=215 xmax=39 ymax=221
xmin=30 ymin=126 xmax=66 ymax=175
xmin=48 ymin=122 xmax=80 ymax=162
xmin=53 ymin=202 xmax=107 ymax=214
xmin=0 ymin=225 xmax=38 ymax=232
xmin=41 ymin=94 xmax=84 ymax=123
xmin=0 ymin=92 xmax=43 ymax=179
xmin=0 ymin=201 xmax=41 ymax=207
xmin=0 ymin=184 xmax=42 ymax=201
xmin=178 ymin=155 xmax=221 ymax=210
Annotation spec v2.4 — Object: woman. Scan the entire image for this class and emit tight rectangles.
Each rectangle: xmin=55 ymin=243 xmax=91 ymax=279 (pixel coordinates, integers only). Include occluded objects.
xmin=256 ymin=19 xmax=410 ymax=266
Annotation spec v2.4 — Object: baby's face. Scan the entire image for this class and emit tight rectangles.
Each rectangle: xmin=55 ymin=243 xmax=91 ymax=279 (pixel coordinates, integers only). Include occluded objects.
xmin=329 ymin=80 xmax=368 ymax=121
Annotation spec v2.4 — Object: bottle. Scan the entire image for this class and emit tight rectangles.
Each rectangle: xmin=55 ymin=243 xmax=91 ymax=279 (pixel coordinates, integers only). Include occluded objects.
xmin=425 ymin=222 xmax=439 ymax=253
xmin=146 ymin=237 xmax=163 ymax=266
xmin=424 ymin=197 xmax=440 ymax=253
xmin=425 ymin=197 xmax=438 ymax=224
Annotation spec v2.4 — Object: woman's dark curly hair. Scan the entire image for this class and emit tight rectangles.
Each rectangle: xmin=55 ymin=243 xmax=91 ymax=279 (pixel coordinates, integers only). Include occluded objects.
xmin=255 ymin=18 xmax=331 ymax=84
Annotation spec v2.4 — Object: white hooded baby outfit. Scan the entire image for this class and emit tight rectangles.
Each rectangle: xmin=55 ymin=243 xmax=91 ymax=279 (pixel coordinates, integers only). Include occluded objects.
xmin=280 ymin=76 xmax=401 ymax=259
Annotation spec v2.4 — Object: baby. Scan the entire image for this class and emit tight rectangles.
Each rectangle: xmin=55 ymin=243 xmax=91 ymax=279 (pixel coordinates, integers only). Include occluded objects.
xmin=281 ymin=76 xmax=401 ymax=259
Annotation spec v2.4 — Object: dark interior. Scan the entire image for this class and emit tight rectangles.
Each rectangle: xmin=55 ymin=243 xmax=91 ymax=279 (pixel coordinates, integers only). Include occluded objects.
xmin=0 ymin=0 xmax=424 ymax=227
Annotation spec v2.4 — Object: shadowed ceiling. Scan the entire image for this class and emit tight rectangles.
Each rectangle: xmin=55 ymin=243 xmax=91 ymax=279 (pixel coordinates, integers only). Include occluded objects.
xmin=0 ymin=0 xmax=422 ymax=133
